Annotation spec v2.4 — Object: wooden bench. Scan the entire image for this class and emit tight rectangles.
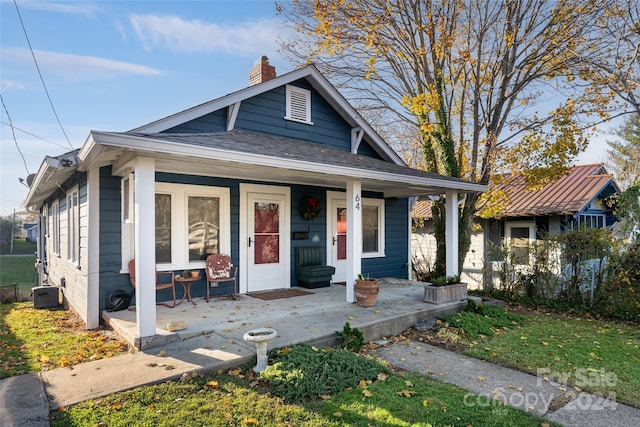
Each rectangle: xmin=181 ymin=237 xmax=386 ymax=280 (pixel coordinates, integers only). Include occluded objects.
xmin=295 ymin=246 xmax=335 ymax=289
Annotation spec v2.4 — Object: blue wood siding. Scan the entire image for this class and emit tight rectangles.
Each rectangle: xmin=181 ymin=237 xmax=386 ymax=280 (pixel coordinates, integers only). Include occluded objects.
xmin=97 ymin=166 xmax=130 ymax=311
xmin=161 ymin=78 xmax=383 ymax=160
xmin=362 ymin=197 xmax=410 ymax=279
xmin=165 ymin=110 xmax=226 ymax=133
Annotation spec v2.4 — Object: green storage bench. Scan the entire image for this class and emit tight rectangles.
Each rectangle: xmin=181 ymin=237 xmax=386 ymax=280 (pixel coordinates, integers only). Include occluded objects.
xmin=295 ymin=246 xmax=336 ymax=289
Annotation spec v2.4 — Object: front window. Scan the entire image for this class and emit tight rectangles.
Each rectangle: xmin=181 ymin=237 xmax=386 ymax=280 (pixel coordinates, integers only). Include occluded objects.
xmin=154 ymin=182 xmax=230 ymax=270
xmin=155 ymin=193 xmax=172 ymax=264
xmin=188 ymin=196 xmax=220 ymax=261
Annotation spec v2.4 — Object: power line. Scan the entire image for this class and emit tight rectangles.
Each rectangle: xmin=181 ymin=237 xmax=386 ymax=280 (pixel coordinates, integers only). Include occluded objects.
xmin=0 ymin=93 xmax=30 ymax=175
xmin=0 ymin=120 xmax=70 ymax=150
xmin=13 ymin=0 xmax=73 ymax=150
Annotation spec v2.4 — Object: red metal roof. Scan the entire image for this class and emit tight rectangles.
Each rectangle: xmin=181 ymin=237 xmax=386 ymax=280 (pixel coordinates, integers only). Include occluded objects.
xmin=412 ymin=164 xmax=618 ymax=219
xmin=489 ymin=164 xmax=615 ymax=217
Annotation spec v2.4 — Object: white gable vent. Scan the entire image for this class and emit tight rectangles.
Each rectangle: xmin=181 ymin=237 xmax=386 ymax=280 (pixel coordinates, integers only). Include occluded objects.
xmin=285 ymin=85 xmax=313 ymax=125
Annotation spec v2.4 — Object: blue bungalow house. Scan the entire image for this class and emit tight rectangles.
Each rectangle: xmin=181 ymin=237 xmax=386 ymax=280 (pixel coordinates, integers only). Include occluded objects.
xmin=24 ymin=58 xmax=485 ymax=345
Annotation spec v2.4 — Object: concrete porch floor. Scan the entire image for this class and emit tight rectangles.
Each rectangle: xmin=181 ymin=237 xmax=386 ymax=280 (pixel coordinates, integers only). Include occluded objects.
xmin=103 ymin=278 xmax=469 ymax=351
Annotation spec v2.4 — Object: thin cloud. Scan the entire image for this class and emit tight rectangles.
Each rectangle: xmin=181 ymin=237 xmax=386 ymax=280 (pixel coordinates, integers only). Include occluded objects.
xmin=3 ymin=48 xmax=163 ymax=80
xmin=129 ymin=14 xmax=280 ymax=54
xmin=16 ymin=1 xmax=101 ymax=17
xmin=1 ymin=79 xmax=25 ymax=90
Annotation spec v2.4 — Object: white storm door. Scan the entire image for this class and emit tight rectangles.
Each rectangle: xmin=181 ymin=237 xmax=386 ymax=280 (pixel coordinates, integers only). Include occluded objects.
xmin=327 ymin=191 xmax=347 ymax=283
xmin=240 ymin=184 xmax=290 ymax=293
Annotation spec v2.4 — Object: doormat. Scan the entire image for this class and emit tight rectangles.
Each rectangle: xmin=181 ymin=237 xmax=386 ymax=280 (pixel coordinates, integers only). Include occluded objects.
xmin=248 ymin=288 xmax=313 ymax=300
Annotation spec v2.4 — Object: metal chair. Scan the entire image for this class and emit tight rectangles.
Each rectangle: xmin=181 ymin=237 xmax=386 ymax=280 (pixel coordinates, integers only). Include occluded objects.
xmin=127 ymin=259 xmax=177 ymax=308
xmin=205 ymin=254 xmax=238 ymax=301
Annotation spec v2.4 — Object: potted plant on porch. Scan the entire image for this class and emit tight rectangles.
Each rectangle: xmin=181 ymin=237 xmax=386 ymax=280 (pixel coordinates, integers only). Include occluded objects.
xmin=423 ymin=274 xmax=467 ymax=304
xmin=354 ymin=274 xmax=379 ymax=307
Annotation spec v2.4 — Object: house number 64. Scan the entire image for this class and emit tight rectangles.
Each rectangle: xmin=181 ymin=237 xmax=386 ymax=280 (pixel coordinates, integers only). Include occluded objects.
xmin=355 ymin=194 xmax=360 ymax=210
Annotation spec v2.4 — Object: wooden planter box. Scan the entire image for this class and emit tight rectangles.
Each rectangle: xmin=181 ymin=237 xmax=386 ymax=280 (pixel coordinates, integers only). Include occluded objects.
xmin=423 ymin=282 xmax=467 ymax=304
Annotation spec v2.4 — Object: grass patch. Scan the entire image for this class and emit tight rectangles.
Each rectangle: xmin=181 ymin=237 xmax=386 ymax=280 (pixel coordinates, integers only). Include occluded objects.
xmin=52 ymin=354 xmax=557 ymax=426
xmin=465 ymin=312 xmax=640 ymax=407
xmin=0 ymin=254 xmax=37 ymax=299
xmin=0 ymin=240 xmax=37 ymax=255
xmin=0 ymin=302 xmax=129 ymax=378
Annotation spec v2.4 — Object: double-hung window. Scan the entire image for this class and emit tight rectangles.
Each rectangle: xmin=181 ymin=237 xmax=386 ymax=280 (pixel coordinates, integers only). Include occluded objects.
xmin=362 ymin=198 xmax=385 ymax=258
xmin=67 ymin=187 xmax=80 ymax=266
xmin=51 ymin=200 xmax=60 ymax=256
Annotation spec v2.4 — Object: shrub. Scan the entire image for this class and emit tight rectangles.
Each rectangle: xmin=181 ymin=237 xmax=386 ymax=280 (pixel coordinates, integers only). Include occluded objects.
xmin=335 ymin=322 xmax=364 ymax=352
xmin=439 ymin=300 xmax=525 ymax=339
xmin=597 ymin=242 xmax=640 ymax=321
xmin=260 ymin=344 xmax=389 ymax=401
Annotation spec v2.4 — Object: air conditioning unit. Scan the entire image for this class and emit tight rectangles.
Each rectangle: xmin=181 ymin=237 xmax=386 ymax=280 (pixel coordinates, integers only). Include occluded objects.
xmin=32 ymin=286 xmax=59 ymax=309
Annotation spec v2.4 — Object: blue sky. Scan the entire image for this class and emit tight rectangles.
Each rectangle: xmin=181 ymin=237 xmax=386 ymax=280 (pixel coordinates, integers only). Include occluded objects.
xmin=0 ymin=1 xmax=611 ymax=217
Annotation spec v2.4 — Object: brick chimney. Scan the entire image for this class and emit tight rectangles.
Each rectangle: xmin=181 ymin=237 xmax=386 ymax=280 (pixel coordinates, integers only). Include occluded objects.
xmin=249 ymin=55 xmax=276 ymax=86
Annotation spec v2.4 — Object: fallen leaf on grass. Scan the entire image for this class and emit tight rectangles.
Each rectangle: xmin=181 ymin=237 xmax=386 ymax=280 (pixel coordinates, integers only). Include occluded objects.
xmin=362 ymin=389 xmax=373 ymax=397
xmin=396 ymin=390 xmax=416 ymax=397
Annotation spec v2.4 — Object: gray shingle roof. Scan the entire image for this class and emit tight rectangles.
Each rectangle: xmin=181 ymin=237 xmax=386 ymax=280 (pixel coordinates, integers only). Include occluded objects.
xmin=124 ymin=129 xmax=475 ymax=187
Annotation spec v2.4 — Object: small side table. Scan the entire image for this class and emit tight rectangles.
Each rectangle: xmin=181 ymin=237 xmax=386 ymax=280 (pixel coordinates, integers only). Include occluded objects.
xmin=175 ymin=276 xmax=200 ymax=306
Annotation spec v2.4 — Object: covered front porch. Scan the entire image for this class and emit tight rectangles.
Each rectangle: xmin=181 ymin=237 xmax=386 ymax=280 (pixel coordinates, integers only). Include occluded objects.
xmin=103 ymin=279 xmax=471 ymax=350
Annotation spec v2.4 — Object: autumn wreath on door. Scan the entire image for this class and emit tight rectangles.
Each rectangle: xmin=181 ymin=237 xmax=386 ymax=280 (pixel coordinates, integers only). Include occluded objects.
xmin=300 ymin=195 xmax=321 ymax=221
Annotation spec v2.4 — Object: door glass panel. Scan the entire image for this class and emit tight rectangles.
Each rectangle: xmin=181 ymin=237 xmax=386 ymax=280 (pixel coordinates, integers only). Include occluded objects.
xmin=155 ymin=194 xmax=172 ymax=263
xmin=188 ymin=196 xmax=220 ymax=261
xmin=254 ymin=202 xmax=279 ymax=264
xmin=336 ymin=207 xmax=347 ymax=260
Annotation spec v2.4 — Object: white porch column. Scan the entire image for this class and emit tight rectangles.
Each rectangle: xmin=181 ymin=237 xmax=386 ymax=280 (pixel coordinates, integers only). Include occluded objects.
xmin=445 ymin=190 xmax=459 ymax=277
xmin=86 ymin=167 xmax=100 ymax=329
xmin=134 ymin=157 xmax=156 ymax=338
xmin=346 ymin=180 xmax=362 ymax=303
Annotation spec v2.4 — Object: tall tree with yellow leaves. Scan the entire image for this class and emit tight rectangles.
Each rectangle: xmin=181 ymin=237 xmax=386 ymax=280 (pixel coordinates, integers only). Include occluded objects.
xmin=277 ymin=0 xmax=619 ymax=276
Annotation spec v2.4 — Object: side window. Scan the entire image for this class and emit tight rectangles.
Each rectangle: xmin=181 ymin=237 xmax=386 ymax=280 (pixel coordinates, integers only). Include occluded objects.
xmin=67 ymin=188 xmax=80 ymax=265
xmin=52 ymin=200 xmax=60 ymax=256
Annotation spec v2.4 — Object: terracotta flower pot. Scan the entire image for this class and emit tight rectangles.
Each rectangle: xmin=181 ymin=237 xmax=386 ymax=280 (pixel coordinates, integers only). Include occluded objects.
xmin=354 ymin=279 xmax=379 ymax=307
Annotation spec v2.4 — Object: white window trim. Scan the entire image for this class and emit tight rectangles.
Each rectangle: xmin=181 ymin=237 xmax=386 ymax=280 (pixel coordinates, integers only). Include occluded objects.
xmin=505 ymin=221 xmax=535 ymax=266
xmin=155 ymin=182 xmax=231 ymax=271
xmin=578 ymin=213 xmax=605 ymax=229
xmin=284 ymin=84 xmax=313 ymax=125
xmin=52 ymin=199 xmax=60 ymax=256
xmin=121 ymin=173 xmax=135 ymax=271
xmin=362 ymin=198 xmax=385 ymax=258
xmin=67 ymin=186 xmax=80 ymax=267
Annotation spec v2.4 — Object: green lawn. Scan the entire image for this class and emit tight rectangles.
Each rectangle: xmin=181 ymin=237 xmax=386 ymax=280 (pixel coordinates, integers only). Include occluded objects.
xmin=51 ymin=362 xmax=557 ymax=427
xmin=0 ymin=302 xmax=129 ymax=378
xmin=462 ymin=312 xmax=640 ymax=407
xmin=0 ymin=254 xmax=37 ymax=300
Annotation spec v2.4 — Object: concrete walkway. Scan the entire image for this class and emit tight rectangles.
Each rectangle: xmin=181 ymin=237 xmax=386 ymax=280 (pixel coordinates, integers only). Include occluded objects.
xmin=1 ymin=280 xmax=638 ymax=426
xmin=372 ymin=341 xmax=639 ymax=427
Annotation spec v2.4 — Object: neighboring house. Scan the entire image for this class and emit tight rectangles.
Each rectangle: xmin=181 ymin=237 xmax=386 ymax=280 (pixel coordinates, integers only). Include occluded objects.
xmin=24 ymin=58 xmax=485 ymax=345
xmin=24 ymin=222 xmax=39 ymax=243
xmin=413 ymin=163 xmax=620 ymax=288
